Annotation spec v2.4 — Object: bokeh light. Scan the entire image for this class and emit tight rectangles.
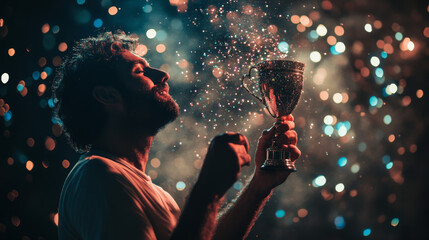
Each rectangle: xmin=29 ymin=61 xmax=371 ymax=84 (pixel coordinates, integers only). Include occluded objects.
xmin=146 ymin=29 xmax=157 ymax=39
xmin=0 ymin=1 xmax=427 ymax=239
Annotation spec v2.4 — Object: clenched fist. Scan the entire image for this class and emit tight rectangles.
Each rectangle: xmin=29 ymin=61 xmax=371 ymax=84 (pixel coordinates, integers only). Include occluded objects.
xmin=197 ymin=133 xmax=251 ymax=198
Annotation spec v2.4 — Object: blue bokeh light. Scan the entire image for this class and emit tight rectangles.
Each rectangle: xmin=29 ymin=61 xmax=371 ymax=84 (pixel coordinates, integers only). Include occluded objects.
xmin=17 ymin=84 xmax=24 ymax=92
xmin=386 ymin=162 xmax=393 ymax=169
xmin=143 ymin=5 xmax=153 ymax=13
xmin=308 ymin=30 xmax=319 ymax=41
xmin=369 ymin=96 xmax=378 ymax=107
xmin=32 ymin=71 xmax=40 ymax=80
xmin=324 ymin=125 xmax=334 ymax=136
xmin=4 ymin=111 xmax=12 ymax=121
xmin=334 ymin=216 xmax=345 ymax=229
xmin=278 ymin=41 xmax=289 ymax=53
xmin=93 ymin=18 xmax=103 ymax=28
xmin=338 ymin=157 xmax=347 ymax=167
xmin=382 ymin=155 xmax=391 ymax=164
xmin=275 ymin=209 xmax=286 ymax=218
xmin=375 ymin=68 xmax=384 ymax=78
xmin=233 ymin=181 xmax=243 ymax=190
xmin=363 ymin=228 xmax=372 ymax=236
xmin=330 ymin=45 xmax=340 ymax=55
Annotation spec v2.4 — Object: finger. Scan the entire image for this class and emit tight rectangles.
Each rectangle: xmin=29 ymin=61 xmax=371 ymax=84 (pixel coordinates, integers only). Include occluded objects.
xmin=276 ymin=130 xmax=298 ymax=145
xmin=238 ymin=153 xmax=251 ymax=167
xmin=276 ymin=121 xmax=295 ymax=132
xmin=281 ymin=144 xmax=301 ymax=161
xmin=228 ymin=143 xmax=248 ymax=155
xmin=277 ymin=114 xmax=294 ymax=123
xmin=223 ymin=133 xmax=249 ymax=152
xmin=257 ymin=126 xmax=276 ymax=150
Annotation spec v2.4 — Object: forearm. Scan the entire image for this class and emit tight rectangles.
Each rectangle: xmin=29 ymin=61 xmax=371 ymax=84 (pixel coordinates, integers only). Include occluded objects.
xmin=170 ymin=183 xmax=222 ymax=240
xmin=212 ymin=178 xmax=273 ymax=240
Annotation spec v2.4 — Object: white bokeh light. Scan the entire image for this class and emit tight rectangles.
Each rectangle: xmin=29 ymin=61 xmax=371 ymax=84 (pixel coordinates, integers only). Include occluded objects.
xmin=335 ymin=183 xmax=345 ymax=192
xmin=335 ymin=42 xmax=346 ymax=53
xmin=310 ymin=51 xmax=322 ymax=62
xmin=370 ymin=56 xmax=380 ymax=67
xmin=146 ymin=29 xmax=157 ymax=39
xmin=1 ymin=73 xmax=9 ymax=84
xmin=316 ymin=24 xmax=328 ymax=36
xmin=364 ymin=23 xmax=372 ymax=32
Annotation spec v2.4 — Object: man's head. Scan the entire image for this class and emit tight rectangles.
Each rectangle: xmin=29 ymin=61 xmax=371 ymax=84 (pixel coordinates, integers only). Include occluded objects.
xmin=52 ymin=31 xmax=179 ymax=152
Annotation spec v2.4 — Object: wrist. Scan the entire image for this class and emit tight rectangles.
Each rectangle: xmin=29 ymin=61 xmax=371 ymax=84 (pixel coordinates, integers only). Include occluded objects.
xmin=248 ymin=177 xmax=273 ymax=199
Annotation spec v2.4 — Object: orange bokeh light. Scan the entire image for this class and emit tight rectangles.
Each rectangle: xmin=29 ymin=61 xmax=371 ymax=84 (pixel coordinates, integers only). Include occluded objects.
xmin=62 ymin=159 xmax=70 ymax=169
xmin=156 ymin=44 xmax=166 ymax=53
xmin=321 ymin=0 xmax=333 ymax=10
xmin=40 ymin=72 xmax=48 ymax=80
xmin=334 ymin=26 xmax=344 ymax=36
xmin=58 ymin=42 xmax=68 ymax=52
xmin=8 ymin=48 xmax=15 ymax=56
xmin=373 ymin=20 xmax=383 ymax=29
xmin=424 ymin=27 xmax=429 ymax=38
xmin=327 ymin=36 xmax=337 ymax=45
xmin=320 ymin=91 xmax=329 ymax=101
xmin=41 ymin=23 xmax=50 ymax=34
xmin=26 ymin=161 xmax=34 ymax=171
xmin=290 ymin=15 xmax=300 ymax=24
xmin=38 ymin=84 xmax=46 ymax=94
xmin=45 ymin=137 xmax=56 ymax=151
xmin=416 ymin=89 xmax=424 ymax=98
xmin=135 ymin=44 xmax=148 ymax=56
xmin=296 ymin=24 xmax=306 ymax=32
xmin=108 ymin=6 xmax=118 ymax=15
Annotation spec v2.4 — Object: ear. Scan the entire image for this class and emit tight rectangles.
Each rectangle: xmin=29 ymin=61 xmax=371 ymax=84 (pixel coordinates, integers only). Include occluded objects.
xmin=92 ymin=86 xmax=123 ymax=107
xmin=110 ymin=42 xmax=122 ymax=55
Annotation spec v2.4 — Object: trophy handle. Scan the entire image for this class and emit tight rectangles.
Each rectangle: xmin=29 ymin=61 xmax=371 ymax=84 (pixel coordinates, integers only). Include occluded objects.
xmin=241 ymin=66 xmax=265 ymax=105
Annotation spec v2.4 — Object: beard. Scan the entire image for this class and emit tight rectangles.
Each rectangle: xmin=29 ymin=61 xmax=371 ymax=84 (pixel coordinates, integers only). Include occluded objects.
xmin=121 ymin=86 xmax=180 ymax=138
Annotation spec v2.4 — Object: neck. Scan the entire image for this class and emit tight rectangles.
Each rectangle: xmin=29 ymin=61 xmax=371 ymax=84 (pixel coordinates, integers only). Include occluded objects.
xmin=93 ymin=129 xmax=154 ymax=172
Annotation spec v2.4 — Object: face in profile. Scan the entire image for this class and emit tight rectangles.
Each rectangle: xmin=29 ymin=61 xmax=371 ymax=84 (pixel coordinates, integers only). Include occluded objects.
xmin=115 ymin=49 xmax=180 ymax=137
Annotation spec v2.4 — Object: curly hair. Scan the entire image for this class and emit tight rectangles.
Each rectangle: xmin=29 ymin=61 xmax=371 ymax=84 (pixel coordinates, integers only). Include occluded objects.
xmin=51 ymin=31 xmax=138 ymax=152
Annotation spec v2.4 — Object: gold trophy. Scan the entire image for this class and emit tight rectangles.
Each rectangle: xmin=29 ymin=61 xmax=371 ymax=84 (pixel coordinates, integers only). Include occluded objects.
xmin=242 ymin=60 xmax=304 ymax=171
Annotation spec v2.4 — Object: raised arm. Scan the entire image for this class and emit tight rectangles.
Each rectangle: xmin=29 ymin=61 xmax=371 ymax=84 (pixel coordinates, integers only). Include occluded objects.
xmin=170 ymin=133 xmax=251 ymax=240
xmin=213 ymin=115 xmax=301 ymax=240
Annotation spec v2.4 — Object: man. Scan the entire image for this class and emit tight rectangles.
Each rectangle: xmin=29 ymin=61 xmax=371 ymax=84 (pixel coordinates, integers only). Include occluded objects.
xmin=53 ymin=31 xmax=301 ymax=240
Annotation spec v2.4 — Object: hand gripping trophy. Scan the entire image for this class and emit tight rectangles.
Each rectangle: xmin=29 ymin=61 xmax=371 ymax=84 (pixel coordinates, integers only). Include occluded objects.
xmin=242 ymin=60 xmax=304 ymax=171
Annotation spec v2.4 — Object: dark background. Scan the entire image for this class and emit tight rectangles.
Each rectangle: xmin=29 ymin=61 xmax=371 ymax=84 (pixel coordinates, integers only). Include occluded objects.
xmin=1 ymin=0 xmax=428 ymax=239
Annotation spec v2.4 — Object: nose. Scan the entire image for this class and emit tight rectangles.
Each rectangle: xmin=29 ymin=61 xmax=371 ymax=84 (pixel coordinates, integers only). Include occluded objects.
xmin=147 ymin=67 xmax=169 ymax=85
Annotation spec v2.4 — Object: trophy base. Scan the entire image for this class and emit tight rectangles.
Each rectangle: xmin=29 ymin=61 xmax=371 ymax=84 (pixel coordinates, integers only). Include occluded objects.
xmin=260 ymin=159 xmax=297 ymax=171
xmin=260 ymin=146 xmax=297 ymax=171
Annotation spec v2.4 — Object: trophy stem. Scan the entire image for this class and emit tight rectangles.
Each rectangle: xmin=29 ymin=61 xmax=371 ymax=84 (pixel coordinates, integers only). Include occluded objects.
xmin=260 ymin=118 xmax=297 ymax=171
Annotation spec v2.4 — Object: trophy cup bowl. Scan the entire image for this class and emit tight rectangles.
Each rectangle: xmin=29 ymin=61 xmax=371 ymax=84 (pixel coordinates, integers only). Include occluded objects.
xmin=242 ymin=60 xmax=304 ymax=171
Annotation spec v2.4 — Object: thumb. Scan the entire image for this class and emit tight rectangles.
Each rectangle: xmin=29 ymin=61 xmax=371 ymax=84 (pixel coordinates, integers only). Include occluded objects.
xmin=257 ymin=125 xmax=276 ymax=151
